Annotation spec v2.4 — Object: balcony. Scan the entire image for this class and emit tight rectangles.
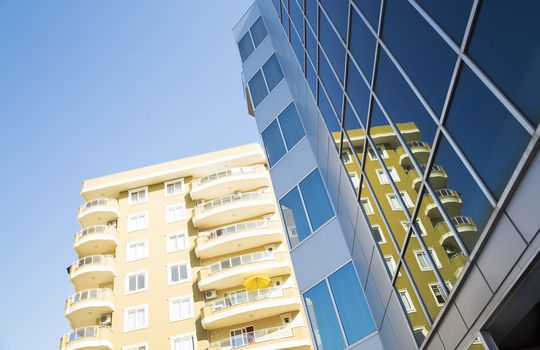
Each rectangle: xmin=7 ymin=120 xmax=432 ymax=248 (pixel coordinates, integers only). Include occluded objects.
xmin=208 ymin=325 xmax=311 ymax=350
xmin=191 ymin=165 xmax=270 ymax=201
xmin=406 ymin=165 xmax=448 ymax=192
xmin=77 ymin=198 xmax=119 ymax=227
xmin=74 ymin=225 xmax=118 ymax=256
xmin=436 ymin=216 xmax=478 ymax=253
xmin=65 ymin=289 xmax=114 ymax=329
xmin=448 ymin=252 xmax=467 ymax=279
xmin=198 ymin=251 xmax=292 ymax=291
xmin=192 ymin=191 xmax=276 ymax=229
xmin=396 ymin=141 xmax=431 ymax=168
xmin=59 ymin=326 xmax=113 ymax=350
xmin=202 ymin=287 xmax=300 ymax=330
xmin=195 ymin=220 xmax=283 ymax=259
xmin=69 ymin=255 xmax=116 ymax=290
xmin=424 ymin=189 xmax=463 ymax=219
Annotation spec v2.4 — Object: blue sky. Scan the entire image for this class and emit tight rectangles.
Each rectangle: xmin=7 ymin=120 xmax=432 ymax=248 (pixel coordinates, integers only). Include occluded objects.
xmin=0 ymin=1 xmax=256 ymax=348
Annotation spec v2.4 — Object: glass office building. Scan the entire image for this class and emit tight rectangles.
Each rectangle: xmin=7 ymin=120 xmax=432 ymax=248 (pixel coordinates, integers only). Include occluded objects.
xmin=234 ymin=1 xmax=540 ymax=349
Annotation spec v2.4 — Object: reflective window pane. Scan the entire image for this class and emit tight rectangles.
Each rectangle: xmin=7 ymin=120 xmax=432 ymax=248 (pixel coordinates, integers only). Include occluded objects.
xmin=248 ymin=70 xmax=268 ymax=108
xmin=320 ymin=12 xmax=345 ymax=83
xmin=304 ymin=281 xmax=347 ymax=350
xmin=238 ymin=32 xmax=254 ymax=63
xmin=445 ymin=65 xmax=530 ymax=198
xmin=262 ymin=54 xmax=284 ymax=91
xmin=346 ymin=59 xmax=370 ymax=121
xmin=320 ymin=0 xmax=348 ymax=40
xmin=299 ymin=169 xmax=334 ymax=230
xmin=272 ymin=0 xmax=281 ymax=17
xmin=250 ymin=17 xmax=268 ymax=47
xmin=305 ymin=0 xmax=317 ymax=32
xmin=278 ymin=103 xmax=305 ymax=149
xmin=329 ymin=262 xmax=376 ymax=343
xmin=306 ymin=26 xmax=317 ymax=65
xmin=291 ymin=27 xmax=305 ymax=69
xmin=261 ymin=120 xmax=286 ymax=167
xmin=319 ymin=50 xmax=343 ymax=113
xmin=280 ymin=187 xmax=311 ymax=247
xmin=382 ymin=0 xmax=456 ymax=115
xmin=318 ymin=83 xmax=341 ymax=132
xmin=350 ymin=9 xmax=376 ymax=82
xmin=416 ymin=0 xmax=473 ymax=44
xmin=468 ymin=0 xmax=540 ymax=126
xmin=307 ymin=60 xmax=317 ymax=97
xmin=290 ymin=0 xmax=304 ymax=40
xmin=353 ymin=0 xmax=381 ymax=30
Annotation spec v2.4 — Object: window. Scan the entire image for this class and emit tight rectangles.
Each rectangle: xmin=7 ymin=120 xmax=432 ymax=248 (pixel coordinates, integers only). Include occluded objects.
xmin=128 ymin=187 xmax=147 ymax=205
xmin=127 ymin=212 xmax=148 ymax=232
xmin=368 ymin=144 xmax=388 ymax=160
xmin=247 ymin=54 xmax=284 ymax=108
xmin=376 ymin=167 xmax=400 ymax=184
xmin=342 ymin=150 xmax=352 ymax=164
xmin=304 ymin=262 xmax=375 ymax=348
xmin=126 ymin=271 xmax=147 ymax=294
xmin=169 ymin=262 xmax=189 ymax=285
xmin=413 ymin=328 xmax=428 ymax=346
xmin=414 ymin=249 xmax=442 ymax=271
xmin=401 ymin=220 xmax=427 ymax=236
xmin=429 ymin=284 xmax=447 ymax=305
xmin=170 ymin=334 xmax=195 ymax=350
xmin=398 ymin=290 xmax=416 ymax=313
xmin=360 ymin=198 xmax=374 ymax=215
xmin=124 ymin=305 xmax=148 ymax=331
xmin=387 ymin=192 xmax=414 ymax=210
xmin=126 ymin=240 xmax=148 ymax=261
xmin=371 ymin=225 xmax=385 ymax=244
xmin=279 ymin=169 xmax=334 ymax=248
xmin=384 ymin=256 xmax=397 ymax=275
xmin=166 ymin=204 xmax=185 ymax=223
xmin=167 ymin=232 xmax=188 ymax=252
xmin=169 ymin=296 xmax=193 ymax=321
xmin=237 ymin=17 xmax=268 ymax=62
xmin=261 ymin=102 xmax=305 ymax=167
xmin=348 ymin=172 xmax=360 ymax=188
xmin=230 ymin=327 xmax=255 ymax=348
xmin=165 ymin=179 xmax=183 ymax=196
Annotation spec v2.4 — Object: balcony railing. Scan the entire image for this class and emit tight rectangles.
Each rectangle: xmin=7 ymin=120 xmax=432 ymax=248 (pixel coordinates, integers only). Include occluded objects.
xmin=407 ymin=141 xmax=430 ymax=149
xmin=70 ymin=255 xmax=115 ymax=274
xmin=74 ymin=225 xmax=116 ymax=242
xmin=194 ymin=165 xmax=265 ymax=186
xmin=208 ymin=287 xmax=283 ymax=311
xmin=60 ymin=326 xmax=112 ymax=348
xmin=451 ymin=216 xmax=474 ymax=226
xmin=206 ymin=251 xmax=275 ymax=275
xmin=203 ymin=220 xmax=270 ymax=241
xmin=436 ymin=188 xmax=459 ymax=198
xmin=78 ymin=198 xmax=118 ymax=216
xmin=197 ymin=191 xmax=265 ymax=212
xmin=65 ymin=288 xmax=113 ymax=308
xmin=210 ymin=325 xmax=294 ymax=349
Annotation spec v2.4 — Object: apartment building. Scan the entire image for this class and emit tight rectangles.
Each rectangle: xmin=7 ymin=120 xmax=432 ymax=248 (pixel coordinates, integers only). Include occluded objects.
xmin=59 ymin=143 xmax=313 ymax=350
xmin=234 ymin=1 xmax=540 ymax=350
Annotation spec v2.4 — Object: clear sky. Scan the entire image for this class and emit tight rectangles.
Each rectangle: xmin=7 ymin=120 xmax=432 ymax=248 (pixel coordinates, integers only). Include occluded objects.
xmin=0 ymin=1 xmax=257 ymax=348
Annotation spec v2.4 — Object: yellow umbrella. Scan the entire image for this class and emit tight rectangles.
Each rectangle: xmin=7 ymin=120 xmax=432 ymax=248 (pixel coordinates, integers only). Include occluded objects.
xmin=243 ymin=275 xmax=271 ymax=290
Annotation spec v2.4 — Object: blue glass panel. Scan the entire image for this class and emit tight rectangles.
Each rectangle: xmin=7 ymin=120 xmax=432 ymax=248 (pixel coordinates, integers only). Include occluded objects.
xmin=306 ymin=0 xmax=317 ymax=32
xmin=282 ymin=6 xmax=290 ymax=38
xmin=318 ymin=85 xmax=341 ymax=132
xmin=238 ymin=32 xmax=254 ymax=63
xmin=272 ymin=0 xmax=281 ymax=17
xmin=280 ymin=187 xmax=312 ymax=246
xmin=262 ymin=54 xmax=284 ymax=92
xmin=329 ymin=263 xmax=376 ymax=344
xmin=320 ymin=0 xmax=348 ymax=40
xmin=350 ymin=9 xmax=376 ymax=82
xmin=299 ymin=170 xmax=334 ymax=230
xmin=307 ymin=60 xmax=317 ymax=97
xmin=319 ymin=51 xmax=343 ymax=114
xmin=346 ymin=59 xmax=370 ymax=121
xmin=290 ymin=0 xmax=304 ymax=40
xmin=416 ymin=0 xmax=473 ymax=44
xmin=261 ymin=120 xmax=286 ymax=167
xmin=250 ymin=17 xmax=268 ymax=47
xmin=278 ymin=103 xmax=305 ymax=149
xmin=382 ymin=0 xmax=456 ymax=115
xmin=445 ymin=66 xmax=530 ymax=198
xmin=291 ymin=28 xmax=305 ymax=70
xmin=248 ymin=70 xmax=268 ymax=108
xmin=320 ymin=12 xmax=345 ymax=83
xmin=306 ymin=26 xmax=317 ymax=65
xmin=468 ymin=0 xmax=540 ymax=126
xmin=353 ymin=0 xmax=381 ymax=30
xmin=304 ymin=282 xmax=347 ymax=350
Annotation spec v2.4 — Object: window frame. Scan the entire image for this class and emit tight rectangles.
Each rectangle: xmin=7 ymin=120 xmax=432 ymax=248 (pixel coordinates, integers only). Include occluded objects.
xmin=127 ymin=212 xmax=148 ymax=232
xmin=123 ymin=304 xmax=148 ymax=332
xmin=414 ymin=248 xmax=442 ymax=271
xmin=429 ymin=283 xmax=447 ymax=306
xmin=125 ymin=270 xmax=148 ymax=295
xmin=236 ymin=16 xmax=268 ymax=63
xmin=387 ymin=192 xmax=414 ymax=210
xmin=375 ymin=167 xmax=400 ymax=184
xmin=128 ymin=187 xmax=148 ymax=205
xmin=168 ymin=295 xmax=194 ymax=322
xmin=367 ymin=144 xmax=389 ymax=160
xmin=371 ymin=225 xmax=385 ymax=244
xmin=168 ymin=261 xmax=191 ymax=286
xmin=384 ymin=256 xmax=397 ymax=275
xmin=247 ymin=53 xmax=285 ymax=109
xmin=348 ymin=171 xmax=360 ymax=188
xmin=360 ymin=197 xmax=374 ymax=215
xmin=170 ymin=333 xmax=196 ymax=350
xmin=165 ymin=203 xmax=186 ymax=223
xmin=398 ymin=289 xmax=416 ymax=313
xmin=164 ymin=179 xmax=184 ymax=197
xmin=166 ymin=231 xmax=188 ymax=253
xmin=126 ymin=239 xmax=148 ymax=262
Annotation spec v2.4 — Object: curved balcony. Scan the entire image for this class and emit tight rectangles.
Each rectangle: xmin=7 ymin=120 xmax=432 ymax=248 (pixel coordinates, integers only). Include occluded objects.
xmin=191 ymin=165 xmax=270 ymax=201
xmin=192 ymin=191 xmax=276 ymax=229
xmin=198 ymin=251 xmax=292 ymax=291
xmin=69 ymin=255 xmax=116 ymax=290
xmin=436 ymin=216 xmax=478 ymax=253
xmin=65 ymin=289 xmax=114 ymax=329
xmin=208 ymin=325 xmax=311 ymax=350
xmin=424 ymin=189 xmax=463 ymax=219
xmin=78 ymin=199 xmax=119 ymax=227
xmin=202 ymin=287 xmax=300 ymax=330
xmin=448 ymin=252 xmax=467 ymax=279
xmin=59 ymin=326 xmax=113 ymax=350
xmin=74 ymin=225 xmax=118 ymax=256
xmin=407 ymin=165 xmax=448 ymax=192
xmin=396 ymin=141 xmax=431 ymax=168
xmin=195 ymin=220 xmax=283 ymax=259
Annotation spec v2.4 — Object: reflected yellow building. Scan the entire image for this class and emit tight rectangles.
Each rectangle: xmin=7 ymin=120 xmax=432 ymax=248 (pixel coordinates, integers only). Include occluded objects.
xmin=59 ymin=143 xmax=313 ymax=350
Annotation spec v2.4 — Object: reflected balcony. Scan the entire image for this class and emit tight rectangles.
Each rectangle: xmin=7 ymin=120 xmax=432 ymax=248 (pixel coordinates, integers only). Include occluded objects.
xmin=78 ymin=199 xmax=119 ymax=227
xmin=65 ymin=288 xmax=114 ymax=329
xmin=207 ymin=325 xmax=311 ymax=350
xmin=74 ymin=225 xmax=118 ymax=257
xmin=406 ymin=165 xmax=448 ymax=192
xmin=424 ymin=189 xmax=463 ymax=219
xmin=198 ymin=251 xmax=291 ymax=291
xmin=396 ymin=141 xmax=431 ymax=168
xmin=69 ymin=255 xmax=116 ymax=290
xmin=201 ymin=287 xmax=300 ymax=330
xmin=191 ymin=165 xmax=270 ymax=201
xmin=195 ymin=220 xmax=283 ymax=259
xmin=436 ymin=216 xmax=478 ymax=253
xmin=192 ymin=191 xmax=276 ymax=229
xmin=59 ymin=326 xmax=113 ymax=350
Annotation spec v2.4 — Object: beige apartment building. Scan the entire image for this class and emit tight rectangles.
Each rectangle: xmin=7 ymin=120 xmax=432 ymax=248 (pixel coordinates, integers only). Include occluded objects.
xmin=59 ymin=143 xmax=313 ymax=350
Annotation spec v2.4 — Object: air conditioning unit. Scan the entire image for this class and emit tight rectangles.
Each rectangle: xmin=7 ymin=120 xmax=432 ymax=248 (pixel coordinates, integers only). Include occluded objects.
xmin=99 ymin=313 xmax=112 ymax=326
xmin=205 ymin=290 xmax=217 ymax=300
